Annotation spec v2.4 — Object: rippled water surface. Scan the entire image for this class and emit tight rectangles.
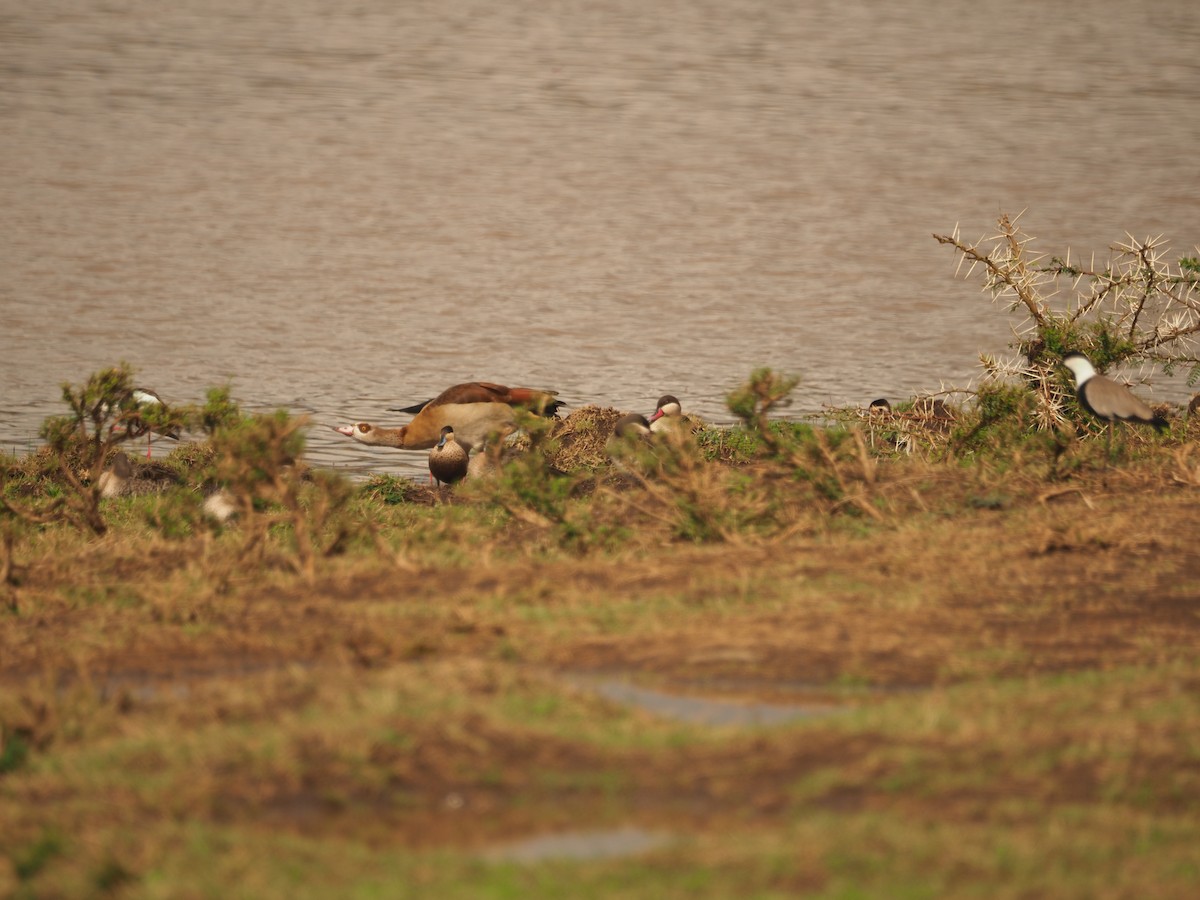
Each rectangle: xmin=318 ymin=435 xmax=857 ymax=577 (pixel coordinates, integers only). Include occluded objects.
xmin=3 ymin=0 xmax=1198 ymax=478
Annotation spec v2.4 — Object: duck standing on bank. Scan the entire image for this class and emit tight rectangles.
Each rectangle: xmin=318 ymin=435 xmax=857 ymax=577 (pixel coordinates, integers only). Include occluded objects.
xmin=334 ymin=381 xmax=562 ymax=452
xmin=428 ymin=425 xmax=470 ymax=486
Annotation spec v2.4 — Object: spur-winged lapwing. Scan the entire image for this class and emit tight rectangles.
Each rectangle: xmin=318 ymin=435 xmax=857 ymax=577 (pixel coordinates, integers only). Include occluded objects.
xmin=1061 ymin=353 xmax=1168 ymax=450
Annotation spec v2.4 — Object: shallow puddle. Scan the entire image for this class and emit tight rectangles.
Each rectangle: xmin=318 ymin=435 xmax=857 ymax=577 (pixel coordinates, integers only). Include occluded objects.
xmin=572 ymin=676 xmax=840 ymax=727
xmin=91 ymin=661 xmax=310 ymax=702
xmin=483 ymin=826 xmax=671 ymax=864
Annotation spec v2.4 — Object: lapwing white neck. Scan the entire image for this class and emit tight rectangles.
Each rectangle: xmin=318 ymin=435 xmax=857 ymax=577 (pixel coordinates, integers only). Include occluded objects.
xmin=1061 ymin=353 xmax=1098 ymax=387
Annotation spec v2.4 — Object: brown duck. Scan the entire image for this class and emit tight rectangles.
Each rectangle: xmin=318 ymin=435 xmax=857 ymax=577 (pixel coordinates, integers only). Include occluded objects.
xmin=428 ymin=425 xmax=470 ymax=486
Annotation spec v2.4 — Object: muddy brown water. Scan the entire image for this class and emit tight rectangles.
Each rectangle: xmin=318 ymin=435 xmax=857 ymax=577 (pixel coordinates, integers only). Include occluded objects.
xmin=3 ymin=1 xmax=1199 ymax=480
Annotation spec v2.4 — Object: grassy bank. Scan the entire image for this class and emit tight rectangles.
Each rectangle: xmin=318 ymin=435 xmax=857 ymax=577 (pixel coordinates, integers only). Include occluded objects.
xmin=3 ymin=392 xmax=1200 ymax=898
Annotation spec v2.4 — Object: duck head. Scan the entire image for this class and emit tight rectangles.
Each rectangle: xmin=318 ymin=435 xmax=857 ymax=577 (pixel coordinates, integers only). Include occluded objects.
xmin=647 ymin=394 xmax=682 ymax=424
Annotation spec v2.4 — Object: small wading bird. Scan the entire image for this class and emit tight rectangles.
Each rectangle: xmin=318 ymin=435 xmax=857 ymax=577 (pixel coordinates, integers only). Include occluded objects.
xmin=428 ymin=425 xmax=469 ymax=486
xmin=1061 ymin=352 xmax=1168 ymax=452
xmin=110 ymin=388 xmax=180 ymax=459
xmin=334 ymin=381 xmax=562 ymax=451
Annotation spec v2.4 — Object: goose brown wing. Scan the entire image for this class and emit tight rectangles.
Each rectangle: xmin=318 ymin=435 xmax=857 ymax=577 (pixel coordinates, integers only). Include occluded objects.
xmin=427 ymin=382 xmax=512 ymax=406
xmin=388 ymin=382 xmax=508 ymax=412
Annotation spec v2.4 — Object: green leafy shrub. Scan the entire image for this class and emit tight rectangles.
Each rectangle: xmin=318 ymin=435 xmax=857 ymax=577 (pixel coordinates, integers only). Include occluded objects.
xmin=607 ymin=425 xmax=756 ymax=542
xmin=1 ymin=364 xmax=150 ymax=536
xmin=462 ymin=411 xmax=587 ymax=544
xmin=725 ymin=369 xmax=884 ymax=522
xmin=205 ymin=410 xmax=357 ymax=583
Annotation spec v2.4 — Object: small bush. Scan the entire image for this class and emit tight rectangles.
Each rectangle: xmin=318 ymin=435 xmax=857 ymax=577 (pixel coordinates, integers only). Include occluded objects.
xmin=935 ymin=213 xmax=1200 ymax=431
xmin=0 ymin=364 xmax=160 ymax=536
xmin=205 ymin=410 xmax=357 ymax=583
xmin=0 ymin=728 xmax=30 ymax=774
xmin=607 ymin=426 xmax=759 ymax=542
xmin=726 ymin=369 xmax=884 ymax=522
xmin=462 ymin=411 xmax=588 ymax=543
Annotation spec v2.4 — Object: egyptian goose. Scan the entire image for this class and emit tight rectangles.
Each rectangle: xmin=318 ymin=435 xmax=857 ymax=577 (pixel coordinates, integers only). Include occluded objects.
xmin=428 ymin=425 xmax=470 ymax=486
xmin=334 ymin=381 xmax=562 ymax=451
xmin=467 ymin=448 xmax=499 ymax=480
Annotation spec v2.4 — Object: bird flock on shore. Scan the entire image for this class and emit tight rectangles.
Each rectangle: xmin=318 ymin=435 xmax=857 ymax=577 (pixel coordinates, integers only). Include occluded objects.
xmin=326 ymin=351 xmax=1176 ymax=488
xmin=97 ymin=351 xmax=1181 ymax=499
xmin=334 ymin=384 xmax=691 ymax=487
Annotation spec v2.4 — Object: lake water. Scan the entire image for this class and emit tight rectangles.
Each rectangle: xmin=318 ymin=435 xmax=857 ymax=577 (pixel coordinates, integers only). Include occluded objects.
xmin=3 ymin=0 xmax=1198 ymax=479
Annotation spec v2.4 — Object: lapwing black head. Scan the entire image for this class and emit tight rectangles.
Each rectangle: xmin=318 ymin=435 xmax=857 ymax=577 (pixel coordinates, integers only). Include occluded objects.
xmin=1061 ymin=352 xmax=1168 ymax=432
